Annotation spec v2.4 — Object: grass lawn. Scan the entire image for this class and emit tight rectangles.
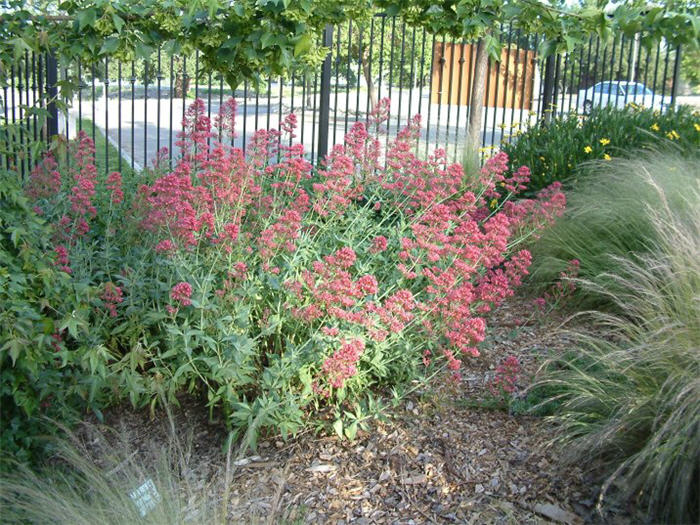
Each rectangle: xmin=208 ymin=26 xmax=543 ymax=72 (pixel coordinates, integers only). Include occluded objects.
xmin=79 ymin=119 xmax=136 ymax=178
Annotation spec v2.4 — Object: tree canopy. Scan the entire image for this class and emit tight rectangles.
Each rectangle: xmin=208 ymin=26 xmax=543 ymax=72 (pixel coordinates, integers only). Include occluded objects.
xmin=376 ymin=0 xmax=699 ymax=59
xmin=0 ymin=0 xmax=372 ymax=89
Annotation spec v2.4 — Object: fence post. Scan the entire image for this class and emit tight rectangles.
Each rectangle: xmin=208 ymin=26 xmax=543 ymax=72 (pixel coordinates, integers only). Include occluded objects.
xmin=46 ymin=53 xmax=59 ymax=138
xmin=317 ymin=24 xmax=333 ymax=162
xmin=671 ymin=45 xmax=681 ymax=107
xmin=541 ymin=53 xmax=556 ymax=123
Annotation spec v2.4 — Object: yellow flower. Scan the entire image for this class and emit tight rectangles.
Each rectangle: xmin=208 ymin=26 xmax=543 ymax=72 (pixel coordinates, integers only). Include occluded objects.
xmin=666 ymin=130 xmax=680 ymax=140
xmin=584 ymin=145 xmax=593 ymax=154
xmin=651 ymin=123 xmax=660 ymax=131
xmin=599 ymin=138 xmax=610 ymax=146
xmin=489 ymin=199 xmax=498 ymax=209
xmin=694 ymin=123 xmax=700 ymax=132
xmin=603 ymin=154 xmax=611 ymax=161
xmin=539 ymin=156 xmax=545 ymax=161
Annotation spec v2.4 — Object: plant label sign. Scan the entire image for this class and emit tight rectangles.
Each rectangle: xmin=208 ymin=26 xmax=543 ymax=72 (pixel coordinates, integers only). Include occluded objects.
xmin=129 ymin=478 xmax=161 ymax=517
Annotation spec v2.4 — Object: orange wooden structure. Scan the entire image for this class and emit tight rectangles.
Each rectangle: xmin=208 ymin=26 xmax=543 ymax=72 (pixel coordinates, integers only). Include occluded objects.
xmin=430 ymin=42 xmax=536 ymax=109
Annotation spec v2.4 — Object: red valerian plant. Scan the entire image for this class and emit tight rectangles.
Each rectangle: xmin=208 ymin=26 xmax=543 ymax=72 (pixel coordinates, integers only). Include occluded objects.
xmin=23 ymin=97 xmax=565 ymax=445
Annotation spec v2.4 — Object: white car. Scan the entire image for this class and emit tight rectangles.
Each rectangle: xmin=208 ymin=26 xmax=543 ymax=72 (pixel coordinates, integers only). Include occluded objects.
xmin=578 ymin=81 xmax=671 ymax=114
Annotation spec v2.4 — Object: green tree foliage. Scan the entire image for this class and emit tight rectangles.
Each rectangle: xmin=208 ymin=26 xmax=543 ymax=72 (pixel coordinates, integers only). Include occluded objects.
xmin=0 ymin=0 xmax=373 ymax=90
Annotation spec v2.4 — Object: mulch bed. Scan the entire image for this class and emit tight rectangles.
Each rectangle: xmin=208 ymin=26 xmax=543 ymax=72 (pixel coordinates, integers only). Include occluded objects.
xmin=76 ymin=297 xmax=640 ymax=524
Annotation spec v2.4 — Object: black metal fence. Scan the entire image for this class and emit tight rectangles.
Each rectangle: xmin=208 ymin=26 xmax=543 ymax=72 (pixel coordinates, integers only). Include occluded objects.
xmin=1 ymin=14 xmax=682 ymax=177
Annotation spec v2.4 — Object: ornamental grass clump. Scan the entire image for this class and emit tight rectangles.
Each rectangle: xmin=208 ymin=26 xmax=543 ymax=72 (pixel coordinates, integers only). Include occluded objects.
xmin=526 ymin=151 xmax=699 ymax=311
xmin=4 ymin=97 xmax=564 ymax=455
xmin=534 ymin=170 xmax=699 ymax=523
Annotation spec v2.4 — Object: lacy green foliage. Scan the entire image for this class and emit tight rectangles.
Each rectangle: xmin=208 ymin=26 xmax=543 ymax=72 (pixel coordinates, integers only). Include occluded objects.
xmin=0 ymin=176 xmax=112 ymax=464
xmin=534 ymin=173 xmax=700 ymax=522
xmin=501 ymin=104 xmax=700 ymax=197
xmin=526 ymin=152 xmax=699 ymax=312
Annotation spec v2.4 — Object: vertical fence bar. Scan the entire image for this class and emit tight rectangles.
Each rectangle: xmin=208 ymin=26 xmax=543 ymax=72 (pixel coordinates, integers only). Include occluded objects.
xmin=104 ymin=57 xmax=109 ymax=174
xmin=46 ymin=54 xmax=59 ymax=139
xmin=311 ymin=72 xmax=318 ymax=161
xmin=396 ymin=21 xmax=407 ymax=131
xmin=118 ymin=62 xmax=122 ymax=172
xmin=317 ymin=25 xmax=333 ymax=161
xmin=91 ymin=63 xmax=96 ymax=144
xmin=541 ymin=53 xmax=555 ymax=122
xmin=17 ymin=55 xmax=24 ymax=177
xmin=243 ymin=80 xmax=248 ymax=151
xmin=157 ymin=49 xmax=162 ymax=157
xmin=407 ymin=26 xmax=416 ymax=123
xmin=445 ymin=36 xmax=456 ymax=157
xmin=345 ymin=21 xmax=353 ymax=136
xmin=660 ymin=44 xmax=670 ymax=105
xmin=333 ymin=23 xmax=341 ymax=145
xmin=130 ymin=61 xmax=135 ymax=171
xmin=454 ymin=39 xmax=466 ymax=158
xmin=501 ymin=25 xmax=513 ymax=130
xmin=650 ymin=41 xmax=661 ymax=108
xmin=266 ymin=76 xmax=272 ymax=131
xmin=365 ymin=18 xmax=376 ymax=125
xmin=510 ymin=30 xmax=521 ymax=127
xmin=356 ymin=27 xmax=363 ymax=124
xmin=671 ymin=45 xmax=681 ymax=107
xmin=31 ymin=54 xmax=38 ymax=143
xmin=489 ymin=33 xmax=503 ymax=149
xmin=434 ymin=37 xmax=445 ymax=149
xmin=10 ymin=65 xmax=17 ymax=171
xmin=517 ymin=36 xmax=528 ymax=132
xmin=481 ymin=52 xmax=493 ymax=156
xmin=591 ymin=37 xmax=600 ymax=109
xmin=144 ymin=57 xmax=149 ymax=167
xmin=169 ymin=56 xmax=174 ymax=165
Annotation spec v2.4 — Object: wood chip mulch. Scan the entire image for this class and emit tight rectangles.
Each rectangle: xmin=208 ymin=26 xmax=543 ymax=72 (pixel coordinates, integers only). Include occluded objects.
xmin=77 ymin=297 xmax=641 ymax=524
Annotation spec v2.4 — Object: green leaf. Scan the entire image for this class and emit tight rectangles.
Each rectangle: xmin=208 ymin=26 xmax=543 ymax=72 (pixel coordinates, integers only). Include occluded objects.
xmin=111 ymin=13 xmax=125 ymax=33
xmin=294 ymin=34 xmax=312 ymax=56
xmin=99 ymin=37 xmax=120 ymax=55
xmin=332 ymin=418 xmax=343 ymax=438
xmin=344 ymin=421 xmax=358 ymax=440
xmin=77 ymin=9 xmax=97 ymax=31
xmin=135 ymin=42 xmax=154 ymax=62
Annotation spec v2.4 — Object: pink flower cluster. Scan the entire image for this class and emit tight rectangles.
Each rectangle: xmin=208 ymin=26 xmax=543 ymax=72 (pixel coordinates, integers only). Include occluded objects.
xmin=53 ymin=244 xmax=71 ymax=274
xmin=538 ymin=258 xmax=581 ymax=307
xmin=101 ymin=282 xmax=123 ymax=317
xmin=321 ymin=339 xmax=365 ymax=389
xmin=171 ymin=282 xmax=193 ymax=306
xmin=26 ymin=152 xmax=61 ymax=200
xmin=488 ymin=355 xmax=521 ymax=398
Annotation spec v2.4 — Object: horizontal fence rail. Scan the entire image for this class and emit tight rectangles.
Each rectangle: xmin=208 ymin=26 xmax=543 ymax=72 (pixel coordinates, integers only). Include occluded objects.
xmin=1 ymin=15 xmax=681 ymax=176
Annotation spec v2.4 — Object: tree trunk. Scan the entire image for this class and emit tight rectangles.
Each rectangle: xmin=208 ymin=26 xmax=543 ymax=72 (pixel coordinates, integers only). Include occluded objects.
xmin=305 ymin=73 xmax=313 ymax=107
xmin=468 ymin=38 xmax=489 ymax=152
xmin=362 ymin=47 xmax=377 ymax=112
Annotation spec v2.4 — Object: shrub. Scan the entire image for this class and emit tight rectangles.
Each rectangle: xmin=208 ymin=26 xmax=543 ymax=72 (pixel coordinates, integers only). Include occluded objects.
xmin=501 ymin=104 xmax=700 ymax=196
xmin=533 ymin=168 xmax=699 ymax=523
xmin=526 ymin=152 xmax=699 ymax=311
xmin=0 ymin=174 xmax=113 ymax=464
xmin=2 ymin=98 xmax=564 ymax=458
